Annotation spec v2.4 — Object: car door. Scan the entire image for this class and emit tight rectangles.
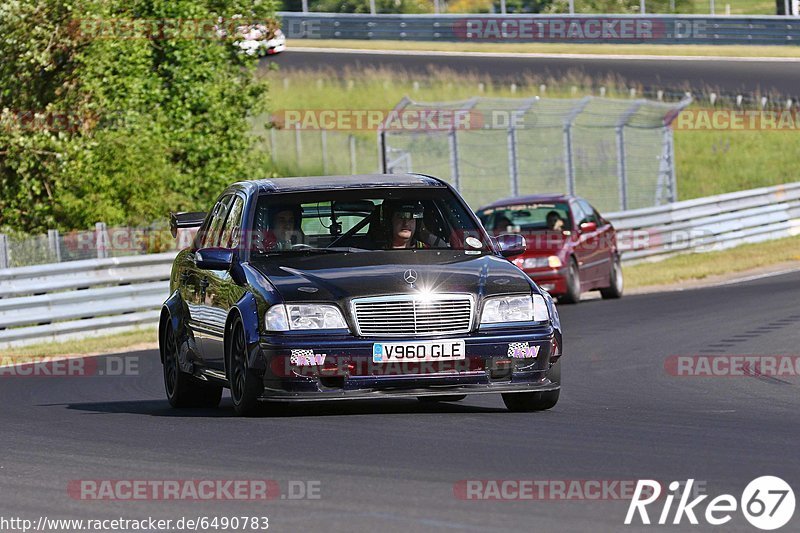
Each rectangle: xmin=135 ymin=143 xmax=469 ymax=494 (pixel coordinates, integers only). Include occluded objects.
xmin=191 ymin=194 xmax=234 ymax=368
xmin=200 ymin=194 xmax=247 ymax=370
xmin=576 ymin=199 xmax=606 ymax=284
xmin=569 ymin=200 xmax=593 ymax=286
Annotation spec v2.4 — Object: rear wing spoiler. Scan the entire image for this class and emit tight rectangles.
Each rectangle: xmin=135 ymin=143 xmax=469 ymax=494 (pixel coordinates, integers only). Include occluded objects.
xmin=170 ymin=211 xmax=206 ymax=238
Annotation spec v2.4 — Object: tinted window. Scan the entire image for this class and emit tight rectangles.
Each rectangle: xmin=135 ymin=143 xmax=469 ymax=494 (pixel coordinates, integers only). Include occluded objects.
xmin=577 ymin=200 xmax=599 ymax=225
xmin=250 ymin=188 xmax=489 ymax=253
xmin=220 ymin=196 xmax=245 ymax=248
xmin=201 ymin=195 xmax=234 ymax=248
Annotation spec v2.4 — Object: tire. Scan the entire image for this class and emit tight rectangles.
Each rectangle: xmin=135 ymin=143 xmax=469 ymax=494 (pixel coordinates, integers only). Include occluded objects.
xmin=228 ymin=319 xmax=264 ymax=417
xmin=600 ymin=254 xmax=624 ymax=300
xmin=162 ymin=323 xmax=223 ymax=408
xmin=417 ymin=395 xmax=467 ymax=403
xmin=560 ymin=259 xmax=581 ymax=304
xmin=501 ymin=360 xmax=561 ymax=412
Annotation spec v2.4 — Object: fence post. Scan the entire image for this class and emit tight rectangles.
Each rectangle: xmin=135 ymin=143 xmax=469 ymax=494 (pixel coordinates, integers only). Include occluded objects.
xmin=448 ymin=127 xmax=461 ymax=192
xmin=563 ymin=124 xmax=575 ymax=196
xmin=616 ymin=127 xmax=628 ymax=211
xmin=270 ymin=128 xmax=277 ymax=158
xmin=562 ymin=97 xmax=591 ymax=197
xmin=668 ymin=127 xmax=678 ymax=202
xmin=349 ymin=135 xmax=357 ymax=175
xmin=321 ymin=129 xmax=328 ymax=175
xmin=96 ymin=222 xmax=109 ymax=259
xmin=294 ymin=124 xmax=302 ymax=167
xmin=0 ymin=234 xmax=8 ymax=269
xmin=48 ymin=229 xmax=62 ymax=263
xmin=378 ymin=130 xmax=387 ymax=173
xmin=507 ymin=123 xmax=519 ymax=197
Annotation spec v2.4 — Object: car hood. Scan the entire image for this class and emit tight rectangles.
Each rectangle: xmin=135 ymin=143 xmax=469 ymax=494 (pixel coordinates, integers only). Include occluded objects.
xmin=250 ymin=250 xmax=535 ymax=303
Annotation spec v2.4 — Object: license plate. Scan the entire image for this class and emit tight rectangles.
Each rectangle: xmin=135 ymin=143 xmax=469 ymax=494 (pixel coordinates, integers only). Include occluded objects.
xmin=373 ymin=340 xmax=466 ymax=363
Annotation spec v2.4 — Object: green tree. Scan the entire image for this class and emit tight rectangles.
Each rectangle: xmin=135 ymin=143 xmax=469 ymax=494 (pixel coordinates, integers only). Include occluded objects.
xmin=0 ymin=0 xmax=275 ymax=233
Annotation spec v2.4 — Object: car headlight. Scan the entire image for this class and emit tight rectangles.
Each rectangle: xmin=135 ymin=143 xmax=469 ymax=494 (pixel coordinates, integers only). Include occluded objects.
xmin=265 ymin=304 xmax=348 ymax=331
xmin=521 ymin=256 xmax=562 ymax=269
xmin=480 ymin=294 xmax=550 ymax=324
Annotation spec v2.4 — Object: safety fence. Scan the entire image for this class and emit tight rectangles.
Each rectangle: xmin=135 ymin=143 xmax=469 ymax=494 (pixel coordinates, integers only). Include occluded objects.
xmin=379 ymin=95 xmax=690 ymax=213
xmin=279 ymin=12 xmax=800 ymax=45
xmin=1 ymin=182 xmax=798 ymax=347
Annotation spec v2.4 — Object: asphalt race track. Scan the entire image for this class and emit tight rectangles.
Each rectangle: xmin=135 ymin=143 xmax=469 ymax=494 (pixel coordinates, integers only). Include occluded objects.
xmin=269 ymin=50 xmax=800 ymax=98
xmin=1 ymin=271 xmax=799 ymax=532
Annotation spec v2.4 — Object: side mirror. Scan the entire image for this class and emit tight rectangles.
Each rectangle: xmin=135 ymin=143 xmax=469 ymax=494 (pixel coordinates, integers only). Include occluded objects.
xmin=580 ymin=221 xmax=598 ymax=233
xmin=497 ymin=233 xmax=526 ymax=258
xmin=195 ymin=248 xmax=234 ymax=270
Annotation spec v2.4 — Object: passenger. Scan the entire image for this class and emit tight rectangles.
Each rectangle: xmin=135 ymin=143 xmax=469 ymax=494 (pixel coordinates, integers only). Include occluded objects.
xmin=546 ymin=210 xmax=565 ymax=231
xmin=382 ymin=200 xmax=445 ymax=249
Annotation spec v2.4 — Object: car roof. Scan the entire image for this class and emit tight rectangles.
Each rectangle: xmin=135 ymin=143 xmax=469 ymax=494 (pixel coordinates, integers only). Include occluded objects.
xmin=230 ymin=174 xmax=447 ymax=194
xmin=478 ymin=194 xmax=578 ymax=211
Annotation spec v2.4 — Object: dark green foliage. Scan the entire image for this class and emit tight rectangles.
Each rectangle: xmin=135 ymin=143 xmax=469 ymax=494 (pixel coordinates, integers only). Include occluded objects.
xmin=0 ymin=0 xmax=275 ymax=232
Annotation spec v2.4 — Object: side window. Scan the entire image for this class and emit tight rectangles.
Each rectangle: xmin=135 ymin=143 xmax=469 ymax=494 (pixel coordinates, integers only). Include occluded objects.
xmin=577 ymin=200 xmax=599 ymax=225
xmin=220 ymin=196 xmax=245 ymax=248
xmin=201 ymin=195 xmax=234 ymax=248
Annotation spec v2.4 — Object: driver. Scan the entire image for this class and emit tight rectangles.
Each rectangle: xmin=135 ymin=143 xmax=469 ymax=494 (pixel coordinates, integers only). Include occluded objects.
xmin=267 ymin=204 xmax=304 ymax=250
xmin=382 ymin=200 xmax=445 ymax=249
xmin=546 ymin=210 xmax=565 ymax=231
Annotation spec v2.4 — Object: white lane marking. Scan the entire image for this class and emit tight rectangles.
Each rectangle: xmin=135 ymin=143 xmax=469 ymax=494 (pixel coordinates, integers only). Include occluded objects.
xmin=289 ymin=46 xmax=800 ymax=63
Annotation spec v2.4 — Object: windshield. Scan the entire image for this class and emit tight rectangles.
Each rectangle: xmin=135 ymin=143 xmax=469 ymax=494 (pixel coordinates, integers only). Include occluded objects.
xmin=249 ymin=188 xmax=490 ymax=255
xmin=478 ymin=202 xmax=572 ymax=234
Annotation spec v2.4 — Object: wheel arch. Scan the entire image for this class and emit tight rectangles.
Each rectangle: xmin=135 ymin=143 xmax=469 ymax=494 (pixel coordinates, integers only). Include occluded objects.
xmin=159 ymin=290 xmax=185 ymax=364
xmin=224 ymin=292 xmax=262 ymax=380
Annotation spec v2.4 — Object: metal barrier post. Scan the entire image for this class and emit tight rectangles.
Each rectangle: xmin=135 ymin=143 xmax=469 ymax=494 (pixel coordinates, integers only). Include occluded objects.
xmin=349 ymin=135 xmax=357 ymax=175
xmin=48 ymin=229 xmax=62 ymax=263
xmin=616 ymin=127 xmax=628 ymax=211
xmin=321 ymin=129 xmax=328 ymax=175
xmin=96 ymin=222 xmax=109 ymax=259
xmin=507 ymin=123 xmax=519 ymax=197
xmin=563 ymin=125 xmax=575 ymax=196
xmin=668 ymin=127 xmax=678 ymax=202
xmin=0 ymin=234 xmax=8 ymax=269
xmin=294 ymin=124 xmax=302 ymax=166
xmin=448 ymin=128 xmax=461 ymax=192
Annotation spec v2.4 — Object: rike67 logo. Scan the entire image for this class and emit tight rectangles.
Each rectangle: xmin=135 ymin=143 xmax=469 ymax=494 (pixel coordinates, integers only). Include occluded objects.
xmin=625 ymin=477 xmax=795 ymax=530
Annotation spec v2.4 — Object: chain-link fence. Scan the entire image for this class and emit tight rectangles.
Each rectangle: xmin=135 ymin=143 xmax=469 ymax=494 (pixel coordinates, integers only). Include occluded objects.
xmin=379 ymin=95 xmax=690 ymax=212
xmin=0 ymin=224 xmax=194 ymax=269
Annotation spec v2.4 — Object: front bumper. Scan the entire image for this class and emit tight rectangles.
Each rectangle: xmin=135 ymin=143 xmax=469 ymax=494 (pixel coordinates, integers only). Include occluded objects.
xmin=523 ymin=267 xmax=568 ymax=296
xmin=255 ymin=327 xmax=560 ymax=401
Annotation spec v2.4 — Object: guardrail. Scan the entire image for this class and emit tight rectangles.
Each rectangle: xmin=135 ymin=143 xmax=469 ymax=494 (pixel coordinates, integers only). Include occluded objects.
xmin=607 ymin=182 xmax=800 ymax=263
xmin=279 ymin=12 xmax=800 ymax=45
xmin=1 ymin=182 xmax=798 ymax=348
xmin=0 ymin=254 xmax=174 ymax=348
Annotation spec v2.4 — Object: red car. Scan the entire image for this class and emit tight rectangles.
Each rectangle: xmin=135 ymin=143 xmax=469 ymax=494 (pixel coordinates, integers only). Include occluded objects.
xmin=477 ymin=194 xmax=623 ymax=303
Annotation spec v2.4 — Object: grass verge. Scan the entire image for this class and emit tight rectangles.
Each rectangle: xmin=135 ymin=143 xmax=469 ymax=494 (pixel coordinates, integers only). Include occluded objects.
xmin=0 ymin=327 xmax=158 ymax=362
xmin=294 ymin=39 xmax=800 ymax=59
xmin=625 ymin=234 xmax=800 ymax=288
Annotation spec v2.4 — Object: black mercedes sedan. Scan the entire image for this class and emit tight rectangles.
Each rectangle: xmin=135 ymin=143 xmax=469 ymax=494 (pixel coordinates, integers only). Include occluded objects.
xmin=160 ymin=174 xmax=563 ymax=416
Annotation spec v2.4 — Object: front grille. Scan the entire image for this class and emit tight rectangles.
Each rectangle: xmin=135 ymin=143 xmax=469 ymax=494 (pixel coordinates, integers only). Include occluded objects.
xmin=351 ymin=294 xmax=474 ymax=336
